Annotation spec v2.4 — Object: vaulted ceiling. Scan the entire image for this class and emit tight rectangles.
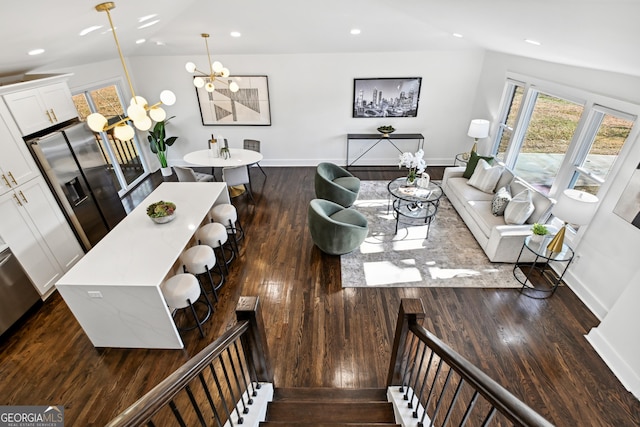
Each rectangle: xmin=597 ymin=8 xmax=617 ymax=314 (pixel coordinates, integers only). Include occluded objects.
xmin=3 ymin=0 xmax=640 ymax=79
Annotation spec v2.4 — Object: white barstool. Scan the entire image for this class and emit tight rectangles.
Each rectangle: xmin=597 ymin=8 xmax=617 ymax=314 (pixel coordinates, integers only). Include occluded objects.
xmin=209 ymin=204 xmax=244 ymax=254
xmin=196 ymin=222 xmax=234 ymax=274
xmin=180 ymin=245 xmax=224 ymax=299
xmin=161 ymin=273 xmax=211 ymax=338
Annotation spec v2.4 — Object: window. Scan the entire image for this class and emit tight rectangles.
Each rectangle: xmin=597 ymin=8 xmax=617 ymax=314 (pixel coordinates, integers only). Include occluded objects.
xmin=495 ymin=81 xmax=524 ymax=162
xmin=72 ymin=83 xmax=148 ymax=195
xmin=493 ymin=75 xmax=636 ymax=206
xmin=512 ymin=92 xmax=584 ymax=194
xmin=569 ymin=107 xmax=635 ymax=195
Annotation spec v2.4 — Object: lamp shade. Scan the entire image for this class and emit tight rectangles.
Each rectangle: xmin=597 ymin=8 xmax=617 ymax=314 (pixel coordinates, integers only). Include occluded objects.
xmin=552 ymin=189 xmax=599 ymax=225
xmin=467 ymin=119 xmax=490 ymax=139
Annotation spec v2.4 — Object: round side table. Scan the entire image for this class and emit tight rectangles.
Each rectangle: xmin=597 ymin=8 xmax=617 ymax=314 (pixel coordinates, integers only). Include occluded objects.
xmin=513 ymin=235 xmax=574 ymax=298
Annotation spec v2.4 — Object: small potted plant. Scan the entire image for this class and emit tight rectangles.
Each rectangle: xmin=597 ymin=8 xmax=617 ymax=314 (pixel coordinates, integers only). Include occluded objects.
xmin=148 ymin=117 xmax=178 ymax=176
xmin=146 ymin=200 xmax=176 ymax=224
xmin=531 ymin=223 xmax=549 ymax=242
xmin=219 ymin=138 xmax=231 ymax=159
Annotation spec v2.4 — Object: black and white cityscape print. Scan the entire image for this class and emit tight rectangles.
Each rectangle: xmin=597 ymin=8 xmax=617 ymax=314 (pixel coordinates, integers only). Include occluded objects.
xmin=353 ymin=77 xmax=422 ymax=118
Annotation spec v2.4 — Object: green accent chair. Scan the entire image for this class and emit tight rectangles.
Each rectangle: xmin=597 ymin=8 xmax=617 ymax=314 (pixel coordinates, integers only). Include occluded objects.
xmin=314 ymin=162 xmax=360 ymax=207
xmin=307 ymin=199 xmax=369 ymax=255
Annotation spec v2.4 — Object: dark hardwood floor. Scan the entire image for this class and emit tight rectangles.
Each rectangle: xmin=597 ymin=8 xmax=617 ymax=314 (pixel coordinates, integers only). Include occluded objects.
xmin=1 ymin=166 xmax=638 ymax=426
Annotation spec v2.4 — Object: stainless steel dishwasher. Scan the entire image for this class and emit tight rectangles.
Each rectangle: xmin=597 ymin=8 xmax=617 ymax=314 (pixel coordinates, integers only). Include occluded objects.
xmin=0 ymin=247 xmax=40 ymax=336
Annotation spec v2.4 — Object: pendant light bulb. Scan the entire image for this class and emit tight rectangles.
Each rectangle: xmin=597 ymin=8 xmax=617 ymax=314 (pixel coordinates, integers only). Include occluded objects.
xmin=193 ymin=77 xmax=205 ymax=88
xmin=212 ymin=61 xmax=223 ymax=73
xmin=87 ymin=113 xmax=108 ymax=132
xmin=134 ymin=116 xmax=152 ymax=131
xmin=114 ymin=123 xmax=135 ymax=141
xmin=205 ymin=82 xmax=215 ymax=92
xmin=160 ymin=90 xmax=176 ymax=106
xmin=149 ymin=106 xmax=167 ymax=122
xmin=127 ymin=103 xmax=146 ymax=122
xmin=221 ymin=68 xmax=230 ymax=78
xmin=185 ymin=62 xmax=196 ymax=73
xmin=229 ymin=81 xmax=239 ymax=93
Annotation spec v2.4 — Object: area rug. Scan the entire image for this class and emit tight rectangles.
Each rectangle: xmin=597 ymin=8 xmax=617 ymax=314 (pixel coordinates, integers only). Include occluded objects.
xmin=341 ymin=180 xmax=522 ymax=288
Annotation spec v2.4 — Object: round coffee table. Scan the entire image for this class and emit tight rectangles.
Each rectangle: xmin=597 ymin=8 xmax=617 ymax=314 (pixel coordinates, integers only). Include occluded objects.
xmin=387 ymin=178 xmax=443 ymax=238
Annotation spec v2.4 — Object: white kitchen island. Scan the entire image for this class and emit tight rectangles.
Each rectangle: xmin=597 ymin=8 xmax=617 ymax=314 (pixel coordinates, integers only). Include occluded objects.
xmin=56 ymin=182 xmax=230 ymax=349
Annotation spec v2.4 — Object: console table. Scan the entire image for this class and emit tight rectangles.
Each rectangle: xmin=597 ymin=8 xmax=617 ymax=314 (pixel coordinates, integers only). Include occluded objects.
xmin=346 ymin=133 xmax=424 ymax=168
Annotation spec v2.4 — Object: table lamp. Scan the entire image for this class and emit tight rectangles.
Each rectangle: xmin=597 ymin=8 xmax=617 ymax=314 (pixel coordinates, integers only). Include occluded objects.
xmin=547 ymin=189 xmax=599 ymax=253
xmin=467 ymin=119 xmax=490 ymax=155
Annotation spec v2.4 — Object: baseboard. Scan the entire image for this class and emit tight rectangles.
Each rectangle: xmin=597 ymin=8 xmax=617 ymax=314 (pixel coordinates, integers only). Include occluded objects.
xmin=561 ymin=267 xmax=608 ymax=320
xmin=585 ymin=329 xmax=640 ymax=400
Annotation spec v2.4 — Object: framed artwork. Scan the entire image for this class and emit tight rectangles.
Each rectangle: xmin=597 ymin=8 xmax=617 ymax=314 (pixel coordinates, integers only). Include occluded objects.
xmin=353 ymin=77 xmax=422 ymax=118
xmin=195 ymin=75 xmax=271 ymax=126
xmin=613 ymin=161 xmax=640 ymax=229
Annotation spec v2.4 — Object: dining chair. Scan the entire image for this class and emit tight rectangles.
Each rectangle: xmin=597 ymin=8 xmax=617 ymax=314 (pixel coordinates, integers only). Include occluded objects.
xmin=222 ymin=166 xmax=255 ymax=203
xmin=174 ymin=166 xmax=214 ymax=182
xmin=243 ymin=139 xmax=266 ymax=176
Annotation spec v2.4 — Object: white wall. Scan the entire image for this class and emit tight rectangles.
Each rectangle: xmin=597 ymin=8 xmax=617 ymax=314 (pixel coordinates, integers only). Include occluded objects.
xmin=124 ymin=50 xmax=485 ymax=168
xmin=473 ymin=51 xmax=640 ymax=398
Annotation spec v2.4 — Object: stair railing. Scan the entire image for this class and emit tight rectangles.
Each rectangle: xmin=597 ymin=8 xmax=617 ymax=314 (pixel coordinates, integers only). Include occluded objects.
xmin=387 ymin=298 xmax=554 ymax=427
xmin=106 ymin=296 xmax=273 ymax=427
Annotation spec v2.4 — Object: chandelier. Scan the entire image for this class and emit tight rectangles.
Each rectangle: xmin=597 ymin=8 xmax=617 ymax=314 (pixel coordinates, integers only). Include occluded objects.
xmin=87 ymin=2 xmax=176 ymax=141
xmin=185 ymin=34 xmax=239 ymax=93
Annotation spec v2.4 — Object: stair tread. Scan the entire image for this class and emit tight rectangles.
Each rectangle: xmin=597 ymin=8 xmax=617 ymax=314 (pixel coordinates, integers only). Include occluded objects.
xmin=260 ymin=423 xmax=400 ymax=427
xmin=265 ymin=401 xmax=395 ymax=423
xmin=273 ymin=387 xmax=389 ymax=402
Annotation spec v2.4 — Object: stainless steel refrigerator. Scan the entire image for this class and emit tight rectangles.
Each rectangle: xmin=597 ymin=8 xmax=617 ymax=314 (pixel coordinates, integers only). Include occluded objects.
xmin=27 ymin=121 xmax=127 ymax=251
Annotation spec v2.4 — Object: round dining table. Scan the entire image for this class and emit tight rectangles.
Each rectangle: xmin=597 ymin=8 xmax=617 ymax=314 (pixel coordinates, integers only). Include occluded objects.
xmin=183 ymin=148 xmax=263 ymax=167
xmin=183 ymin=148 xmax=264 ymax=197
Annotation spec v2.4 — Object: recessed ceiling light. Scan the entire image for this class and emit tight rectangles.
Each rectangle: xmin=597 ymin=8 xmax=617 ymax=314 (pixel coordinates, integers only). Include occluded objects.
xmin=230 ymin=31 xmax=241 ymax=37
xmin=138 ymin=20 xmax=159 ymax=29
xmin=156 ymin=41 xmax=166 ymax=46
xmin=28 ymin=49 xmax=45 ymax=56
xmin=452 ymin=33 xmax=463 ymax=38
xmin=79 ymin=25 xmax=102 ymax=36
xmin=350 ymin=28 xmax=361 ymax=35
xmin=524 ymin=39 xmax=541 ymax=46
xmin=136 ymin=39 xmax=146 ymax=44
xmin=138 ymin=14 xmax=157 ymax=23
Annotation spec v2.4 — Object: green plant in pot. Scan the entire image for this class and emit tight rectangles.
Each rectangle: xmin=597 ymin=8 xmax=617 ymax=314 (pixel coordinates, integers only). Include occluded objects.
xmin=531 ymin=223 xmax=549 ymax=242
xmin=148 ymin=116 xmax=178 ymax=176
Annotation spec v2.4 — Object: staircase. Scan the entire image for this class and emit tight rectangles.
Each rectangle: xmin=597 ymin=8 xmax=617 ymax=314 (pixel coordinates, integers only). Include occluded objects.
xmin=260 ymin=387 xmax=400 ymax=426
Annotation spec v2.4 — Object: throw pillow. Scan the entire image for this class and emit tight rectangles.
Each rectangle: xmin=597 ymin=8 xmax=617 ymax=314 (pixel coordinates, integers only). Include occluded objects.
xmin=504 ymin=189 xmax=535 ymax=225
xmin=462 ymin=151 xmax=494 ymax=179
xmin=467 ymin=159 xmax=503 ymax=193
xmin=491 ymin=185 xmax=511 ymax=216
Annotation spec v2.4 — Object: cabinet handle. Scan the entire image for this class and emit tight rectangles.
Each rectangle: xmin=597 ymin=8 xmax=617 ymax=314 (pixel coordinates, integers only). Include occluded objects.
xmin=45 ymin=109 xmax=54 ymax=123
xmin=18 ymin=190 xmax=27 ymax=203
xmin=50 ymin=109 xmax=58 ymax=122
xmin=12 ymin=193 xmax=22 ymax=206
xmin=1 ymin=174 xmax=10 ymax=187
xmin=7 ymin=171 xmax=17 ymax=185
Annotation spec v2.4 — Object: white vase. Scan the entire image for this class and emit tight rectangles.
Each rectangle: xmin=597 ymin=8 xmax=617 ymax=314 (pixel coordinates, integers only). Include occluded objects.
xmin=161 ymin=166 xmax=173 ymax=177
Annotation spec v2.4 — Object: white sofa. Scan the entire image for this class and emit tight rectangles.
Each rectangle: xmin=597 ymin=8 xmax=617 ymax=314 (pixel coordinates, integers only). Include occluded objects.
xmin=442 ymin=165 xmax=555 ymax=263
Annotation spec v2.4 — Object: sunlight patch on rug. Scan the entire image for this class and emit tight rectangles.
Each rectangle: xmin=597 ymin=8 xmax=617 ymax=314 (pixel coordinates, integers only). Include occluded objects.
xmin=341 ymin=180 xmax=522 ymax=288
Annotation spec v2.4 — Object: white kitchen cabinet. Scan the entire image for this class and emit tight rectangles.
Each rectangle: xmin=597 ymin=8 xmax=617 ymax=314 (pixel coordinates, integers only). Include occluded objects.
xmin=3 ymin=82 xmax=78 ymax=136
xmin=0 ymin=176 xmax=83 ymax=297
xmin=0 ymin=109 xmax=41 ymax=195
